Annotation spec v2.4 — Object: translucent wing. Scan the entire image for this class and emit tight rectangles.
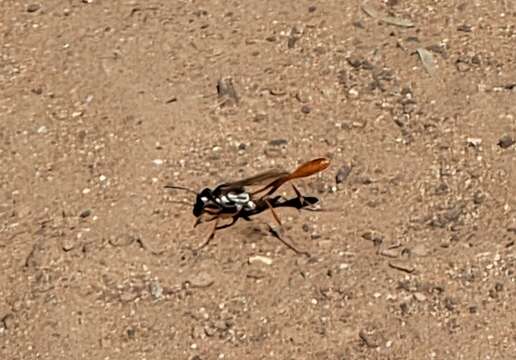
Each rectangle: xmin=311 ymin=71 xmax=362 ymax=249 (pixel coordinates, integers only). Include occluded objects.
xmin=218 ymin=169 xmax=289 ymax=192
xmin=252 ymin=158 xmax=330 ymax=195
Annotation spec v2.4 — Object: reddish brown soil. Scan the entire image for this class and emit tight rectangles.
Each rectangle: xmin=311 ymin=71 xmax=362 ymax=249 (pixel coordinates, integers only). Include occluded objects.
xmin=1 ymin=1 xmax=515 ymax=359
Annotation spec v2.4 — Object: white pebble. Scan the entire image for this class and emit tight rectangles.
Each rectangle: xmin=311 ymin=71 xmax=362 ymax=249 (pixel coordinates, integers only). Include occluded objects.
xmin=37 ymin=126 xmax=48 ymax=134
xmin=152 ymin=159 xmax=164 ymax=166
xmin=348 ymin=88 xmax=359 ymax=98
xmin=466 ymin=137 xmax=482 ymax=147
xmin=248 ymin=255 xmax=273 ymax=266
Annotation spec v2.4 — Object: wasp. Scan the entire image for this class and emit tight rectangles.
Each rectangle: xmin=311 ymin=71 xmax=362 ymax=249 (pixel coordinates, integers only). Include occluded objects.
xmin=166 ymin=158 xmax=330 ymax=255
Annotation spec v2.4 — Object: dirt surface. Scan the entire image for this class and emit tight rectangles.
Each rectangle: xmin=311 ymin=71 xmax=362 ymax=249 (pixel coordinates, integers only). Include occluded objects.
xmin=1 ymin=1 xmax=516 ymax=359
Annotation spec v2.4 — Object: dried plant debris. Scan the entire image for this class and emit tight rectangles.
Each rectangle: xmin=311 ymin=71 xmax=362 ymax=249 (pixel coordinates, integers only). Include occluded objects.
xmin=416 ymin=48 xmax=437 ymax=76
xmin=493 ymin=83 xmax=516 ymax=92
xmin=216 ymin=77 xmax=239 ymax=107
xmin=361 ymin=2 xmax=415 ymax=28
xmin=287 ymin=25 xmax=303 ymax=49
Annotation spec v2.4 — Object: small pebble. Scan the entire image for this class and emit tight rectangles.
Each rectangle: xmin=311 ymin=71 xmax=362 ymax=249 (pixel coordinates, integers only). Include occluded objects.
xmin=246 ymin=268 xmax=267 ymax=279
xmin=268 ymin=139 xmax=288 ymax=147
xmin=37 ymin=126 xmax=48 ymax=134
xmin=189 ymin=272 xmax=214 ymax=288
xmin=498 ymin=134 xmax=515 ymax=149
xmin=79 ymin=209 xmax=91 ymax=218
xmin=301 ymin=105 xmax=312 ymax=114
xmin=388 ymin=260 xmax=414 ymax=273
xmin=413 ymin=292 xmax=427 ymax=302
xmin=410 ymin=244 xmax=430 ymax=257
xmin=380 ymin=248 xmax=400 ymax=258
xmin=457 ymin=24 xmax=472 ymax=32
xmin=359 ymin=329 xmax=382 ymax=348
xmin=466 ymin=137 xmax=482 ymax=148
xmin=361 ymin=230 xmax=384 ymax=245
xmin=348 ymin=88 xmax=359 ymax=98
xmin=335 ymin=164 xmax=352 ymax=184
xmin=150 ymin=280 xmax=163 ymax=299
xmin=27 ymin=4 xmax=41 ymax=12
xmin=120 ymin=290 xmax=138 ymax=303
xmin=249 ymin=255 xmax=273 ymax=266
xmin=62 ymin=238 xmax=75 ymax=252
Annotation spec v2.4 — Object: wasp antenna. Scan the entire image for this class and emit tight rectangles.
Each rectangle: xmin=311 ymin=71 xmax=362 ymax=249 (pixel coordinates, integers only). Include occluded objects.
xmin=164 ymin=185 xmax=198 ymax=194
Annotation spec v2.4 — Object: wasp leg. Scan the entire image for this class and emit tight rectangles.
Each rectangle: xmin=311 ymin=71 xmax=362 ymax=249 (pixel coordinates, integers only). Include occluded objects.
xmin=194 ymin=211 xmax=225 ymax=228
xmin=215 ymin=216 xmax=239 ymax=230
xmin=264 ymin=198 xmax=283 ymax=227
xmin=267 ymin=223 xmax=310 ymax=257
xmin=195 ymin=214 xmax=240 ymax=252
xmin=193 ymin=217 xmax=203 ymax=228
xmin=291 ymin=184 xmax=305 ymax=211
xmin=262 ymin=198 xmax=310 ymax=257
xmin=195 ymin=217 xmax=219 ymax=251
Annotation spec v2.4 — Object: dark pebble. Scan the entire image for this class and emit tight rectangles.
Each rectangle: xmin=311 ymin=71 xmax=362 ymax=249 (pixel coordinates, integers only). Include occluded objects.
xmin=502 ymin=83 xmax=516 ymax=90
xmin=268 ymin=139 xmax=288 ymax=147
xmin=388 ymin=261 xmax=414 ymax=273
xmin=457 ymin=24 xmax=472 ymax=32
xmin=308 ymin=5 xmax=317 ymax=12
xmin=27 ymin=4 xmax=41 ymax=12
xmin=253 ymin=113 xmax=267 ymax=122
xmin=353 ymin=21 xmax=365 ymax=29
xmin=488 ymin=288 xmax=498 ymax=299
xmin=126 ymin=327 xmax=136 ymax=338
xmin=361 ymin=230 xmax=384 ymax=245
xmin=444 ymin=297 xmax=457 ymax=311
xmin=335 ymin=163 xmax=352 ymax=184
xmin=347 ymin=55 xmax=363 ymax=69
xmin=79 ymin=209 xmax=92 ymax=218
xmin=473 ymin=191 xmax=486 ymax=205
xmin=358 ymin=329 xmax=382 ymax=348
xmin=498 ymin=134 xmax=515 ymax=149
xmin=301 ymin=105 xmax=312 ymax=114
xmin=400 ymin=302 xmax=409 ymax=315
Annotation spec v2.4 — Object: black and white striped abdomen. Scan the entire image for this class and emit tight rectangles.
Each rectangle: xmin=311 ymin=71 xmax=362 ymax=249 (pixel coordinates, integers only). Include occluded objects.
xmin=215 ymin=191 xmax=256 ymax=211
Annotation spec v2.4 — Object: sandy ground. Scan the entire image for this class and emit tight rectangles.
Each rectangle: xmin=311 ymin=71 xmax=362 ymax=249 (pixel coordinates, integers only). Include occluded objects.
xmin=1 ymin=1 xmax=516 ymax=359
